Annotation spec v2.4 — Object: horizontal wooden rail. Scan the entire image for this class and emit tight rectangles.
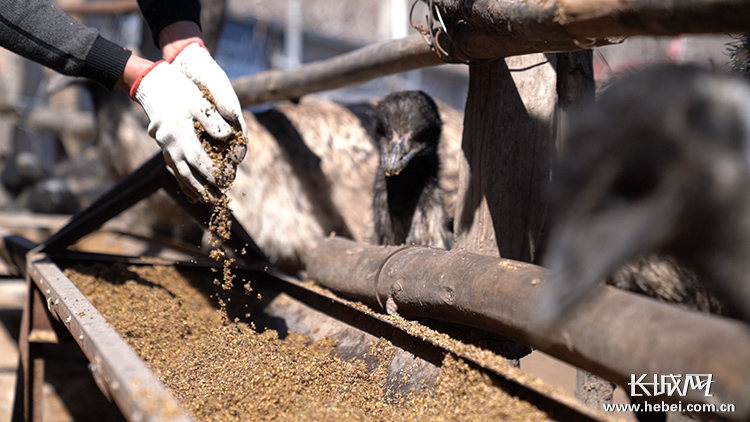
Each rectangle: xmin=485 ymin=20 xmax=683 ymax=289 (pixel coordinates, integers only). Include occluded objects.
xmin=232 ymin=35 xmax=443 ymax=106
xmin=0 ymin=103 xmax=97 ymax=139
xmin=306 ymin=237 xmax=750 ymax=421
xmin=432 ymin=0 xmax=750 ymax=60
xmin=13 ymin=3 xmax=748 ymax=119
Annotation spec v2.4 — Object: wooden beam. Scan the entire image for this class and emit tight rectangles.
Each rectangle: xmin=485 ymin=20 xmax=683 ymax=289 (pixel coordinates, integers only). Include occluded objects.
xmin=554 ymin=50 xmax=596 ymax=153
xmin=232 ymin=34 xmax=443 ymax=106
xmin=232 ymin=0 xmax=748 ymax=107
xmin=0 ymin=105 xmax=97 ymax=139
xmin=306 ymin=237 xmax=750 ymax=422
xmin=453 ymin=54 xmax=555 ymax=262
xmin=432 ymin=0 xmax=750 ymax=61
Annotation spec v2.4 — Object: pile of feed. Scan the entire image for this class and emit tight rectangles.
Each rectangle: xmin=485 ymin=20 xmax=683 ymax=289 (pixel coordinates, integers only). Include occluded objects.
xmin=65 ymin=262 xmax=548 ymax=421
xmin=195 ymin=88 xmax=249 ymax=290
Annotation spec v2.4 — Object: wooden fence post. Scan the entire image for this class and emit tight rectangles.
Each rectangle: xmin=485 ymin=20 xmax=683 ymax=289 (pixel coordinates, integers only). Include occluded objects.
xmin=453 ymin=53 xmax=556 ymax=263
xmin=555 ymin=50 xmax=596 ymax=153
xmin=452 ymin=51 xmax=595 ymax=365
xmin=450 ymin=53 xmax=556 ymax=363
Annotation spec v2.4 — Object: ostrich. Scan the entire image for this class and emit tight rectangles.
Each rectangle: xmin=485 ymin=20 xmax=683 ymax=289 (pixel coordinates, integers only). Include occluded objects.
xmin=371 ymin=90 xmax=451 ymax=249
xmin=82 ymin=82 xmax=462 ymax=274
xmin=227 ymin=100 xmax=378 ymax=273
xmin=229 ymin=94 xmax=460 ymax=273
xmin=539 ymin=63 xmax=750 ymax=327
xmin=538 ymin=64 xmax=750 ymax=421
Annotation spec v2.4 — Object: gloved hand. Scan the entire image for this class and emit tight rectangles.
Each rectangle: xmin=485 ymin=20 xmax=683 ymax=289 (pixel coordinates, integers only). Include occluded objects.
xmin=169 ymin=42 xmax=248 ymax=166
xmin=131 ymin=60 xmax=230 ymax=202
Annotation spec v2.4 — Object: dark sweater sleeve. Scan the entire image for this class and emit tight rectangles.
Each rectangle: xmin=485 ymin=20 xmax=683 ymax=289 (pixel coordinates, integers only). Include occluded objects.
xmin=0 ymin=0 xmax=131 ymax=90
xmin=137 ymin=0 xmax=202 ymax=48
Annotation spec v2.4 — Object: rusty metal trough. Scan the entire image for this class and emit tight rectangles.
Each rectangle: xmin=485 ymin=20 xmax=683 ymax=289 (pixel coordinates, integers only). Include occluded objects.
xmin=10 ymin=153 xmax=750 ymax=422
xmin=8 ymin=154 xmax=607 ymax=421
xmin=13 ymin=247 xmax=609 ymax=422
xmin=19 ymin=252 xmax=191 ymax=422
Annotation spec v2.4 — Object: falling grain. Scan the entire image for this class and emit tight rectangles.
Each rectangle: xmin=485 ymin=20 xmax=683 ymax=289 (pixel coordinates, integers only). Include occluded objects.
xmin=194 ymin=87 xmax=249 ymax=292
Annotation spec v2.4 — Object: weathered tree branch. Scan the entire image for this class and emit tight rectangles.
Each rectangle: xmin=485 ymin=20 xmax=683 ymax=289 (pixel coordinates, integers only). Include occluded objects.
xmin=432 ymin=0 xmax=750 ymax=60
xmin=232 ymin=35 xmax=443 ymax=107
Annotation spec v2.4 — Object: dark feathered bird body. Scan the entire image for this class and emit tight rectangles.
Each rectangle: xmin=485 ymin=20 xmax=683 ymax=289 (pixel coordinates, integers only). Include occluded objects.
xmin=607 ymin=255 xmax=722 ymax=313
xmin=372 ymin=150 xmax=445 ymax=246
xmin=730 ymin=34 xmax=750 ymax=79
xmin=371 ymin=91 xmax=451 ymax=249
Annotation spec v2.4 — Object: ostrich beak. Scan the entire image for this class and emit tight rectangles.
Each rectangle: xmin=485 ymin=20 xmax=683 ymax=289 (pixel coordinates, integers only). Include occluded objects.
xmin=381 ymin=134 xmax=421 ymax=176
xmin=536 ymin=190 xmax=682 ymax=328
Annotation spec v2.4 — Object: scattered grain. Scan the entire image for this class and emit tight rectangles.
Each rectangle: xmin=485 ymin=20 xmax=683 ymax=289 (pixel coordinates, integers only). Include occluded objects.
xmin=64 ymin=263 xmax=548 ymax=421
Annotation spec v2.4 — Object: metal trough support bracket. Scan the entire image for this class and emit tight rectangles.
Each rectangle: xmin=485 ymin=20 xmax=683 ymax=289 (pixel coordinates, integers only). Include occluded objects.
xmin=12 ymin=278 xmax=61 ymax=422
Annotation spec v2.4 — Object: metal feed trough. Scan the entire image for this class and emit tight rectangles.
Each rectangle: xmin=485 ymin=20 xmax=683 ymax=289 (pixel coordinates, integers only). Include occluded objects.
xmin=9 ymin=153 xmax=750 ymax=422
xmin=9 ymin=153 xmax=609 ymax=422
xmin=16 ymin=249 xmax=606 ymax=422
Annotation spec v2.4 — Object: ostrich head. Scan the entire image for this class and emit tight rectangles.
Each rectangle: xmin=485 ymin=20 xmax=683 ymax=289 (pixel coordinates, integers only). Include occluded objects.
xmin=538 ymin=64 xmax=750 ymax=324
xmin=375 ymin=91 xmax=442 ymax=176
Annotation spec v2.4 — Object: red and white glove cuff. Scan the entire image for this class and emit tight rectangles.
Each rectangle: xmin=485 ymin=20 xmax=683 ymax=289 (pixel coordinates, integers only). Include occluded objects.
xmin=166 ymin=40 xmax=207 ymax=64
xmin=129 ymin=60 xmax=166 ymax=101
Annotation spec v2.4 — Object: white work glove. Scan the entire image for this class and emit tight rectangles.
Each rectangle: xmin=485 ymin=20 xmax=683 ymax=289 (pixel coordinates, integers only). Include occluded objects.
xmin=131 ymin=61 xmax=231 ymax=202
xmin=169 ymin=42 xmax=247 ymax=164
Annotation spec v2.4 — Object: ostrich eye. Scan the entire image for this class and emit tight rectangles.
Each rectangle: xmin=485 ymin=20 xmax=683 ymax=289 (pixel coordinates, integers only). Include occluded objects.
xmin=607 ymin=140 xmax=675 ymax=204
xmin=611 ymin=165 xmax=660 ymax=202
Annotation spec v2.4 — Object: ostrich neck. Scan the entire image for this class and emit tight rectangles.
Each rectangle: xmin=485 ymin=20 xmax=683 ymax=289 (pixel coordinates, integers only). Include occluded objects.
xmin=383 ymin=154 xmax=439 ymax=210
xmin=373 ymin=153 xmax=439 ymax=245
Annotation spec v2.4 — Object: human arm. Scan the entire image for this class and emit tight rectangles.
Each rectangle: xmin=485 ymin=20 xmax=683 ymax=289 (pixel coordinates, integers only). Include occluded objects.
xmin=0 ymin=0 xmax=243 ymax=200
xmin=0 ymin=0 xmax=130 ymax=89
xmin=136 ymin=0 xmax=201 ymax=48
xmin=144 ymin=19 xmax=249 ymax=195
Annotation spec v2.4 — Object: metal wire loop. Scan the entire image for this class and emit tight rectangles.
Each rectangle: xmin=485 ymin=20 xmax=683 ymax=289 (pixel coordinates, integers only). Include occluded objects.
xmin=408 ymin=0 xmax=466 ymax=64
xmin=409 ymin=0 xmax=497 ymax=65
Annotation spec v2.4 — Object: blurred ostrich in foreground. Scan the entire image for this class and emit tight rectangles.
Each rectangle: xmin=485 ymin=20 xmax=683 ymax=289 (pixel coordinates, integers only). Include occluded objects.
xmin=540 ymin=63 xmax=750 ymax=327
xmin=539 ymin=63 xmax=750 ymax=420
